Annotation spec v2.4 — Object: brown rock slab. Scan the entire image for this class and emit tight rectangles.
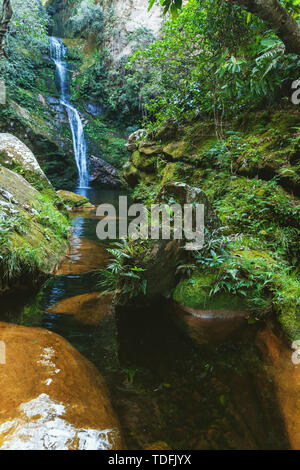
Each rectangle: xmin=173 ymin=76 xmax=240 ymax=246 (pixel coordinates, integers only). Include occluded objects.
xmin=0 ymin=322 xmax=123 ymax=450
xmin=54 ymin=236 xmax=109 ymax=276
xmin=47 ymin=292 xmax=113 ymax=325
xmin=173 ymin=305 xmax=246 ymax=345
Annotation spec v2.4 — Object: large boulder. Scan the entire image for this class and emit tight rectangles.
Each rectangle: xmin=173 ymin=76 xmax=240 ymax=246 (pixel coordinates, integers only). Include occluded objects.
xmin=0 ymin=165 xmax=69 ymax=294
xmin=115 ymin=182 xmax=219 ymax=308
xmin=126 ymin=129 xmax=148 ymax=152
xmin=0 ymin=133 xmax=55 ymax=197
xmin=155 ymin=181 xmax=220 ymax=232
xmin=0 ymin=322 xmax=123 ymax=450
xmin=89 ymin=156 xmax=122 ymax=188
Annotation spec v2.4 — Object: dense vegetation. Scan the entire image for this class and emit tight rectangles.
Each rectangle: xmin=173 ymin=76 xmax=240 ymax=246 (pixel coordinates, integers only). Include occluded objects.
xmin=0 ymin=0 xmax=299 ymax=339
xmin=97 ymin=0 xmax=300 ymax=340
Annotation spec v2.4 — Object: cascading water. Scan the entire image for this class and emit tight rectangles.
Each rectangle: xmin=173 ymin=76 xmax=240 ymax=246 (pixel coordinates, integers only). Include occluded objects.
xmin=50 ymin=37 xmax=89 ymax=188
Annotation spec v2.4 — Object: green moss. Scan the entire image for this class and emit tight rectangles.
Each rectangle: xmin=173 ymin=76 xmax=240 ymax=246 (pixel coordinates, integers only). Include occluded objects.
xmin=274 ymin=273 xmax=300 ymax=341
xmin=132 ymin=151 xmax=156 ymax=172
xmin=163 ymin=140 xmax=190 ymax=160
xmin=56 ymin=190 xmax=91 ymax=208
xmin=173 ymin=273 xmax=249 ymax=311
xmin=160 ymin=163 xmax=177 ymax=186
xmin=0 ymin=165 xmax=70 ymax=293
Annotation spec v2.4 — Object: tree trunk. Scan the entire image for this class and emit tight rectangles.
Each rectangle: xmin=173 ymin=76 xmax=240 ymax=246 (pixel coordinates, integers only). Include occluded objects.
xmin=0 ymin=0 xmax=13 ymax=59
xmin=234 ymin=0 xmax=300 ymax=55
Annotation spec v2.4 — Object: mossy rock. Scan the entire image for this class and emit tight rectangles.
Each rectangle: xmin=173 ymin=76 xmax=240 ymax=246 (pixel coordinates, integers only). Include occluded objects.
xmin=123 ymin=162 xmax=142 ymax=188
xmin=132 ymin=150 xmax=156 ymax=173
xmin=173 ymin=273 xmax=249 ymax=313
xmin=0 ymin=133 xmax=56 ymax=199
xmin=163 ymin=141 xmax=190 ymax=160
xmin=139 ymin=145 xmax=162 ymax=156
xmin=0 ymin=165 xmax=70 ymax=294
xmin=56 ymin=190 xmax=91 ymax=209
xmin=274 ymin=273 xmax=300 ymax=341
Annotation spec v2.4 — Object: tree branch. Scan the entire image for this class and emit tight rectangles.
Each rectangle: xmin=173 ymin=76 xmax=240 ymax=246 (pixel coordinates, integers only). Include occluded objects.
xmin=0 ymin=0 xmax=13 ymax=59
xmin=233 ymin=0 xmax=300 ymax=55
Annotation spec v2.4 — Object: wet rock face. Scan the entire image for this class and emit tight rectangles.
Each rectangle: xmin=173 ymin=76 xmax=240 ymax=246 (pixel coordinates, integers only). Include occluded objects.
xmin=0 ymin=322 xmax=122 ymax=450
xmin=84 ymin=103 xmax=102 ymax=117
xmin=256 ymin=327 xmax=300 ymax=450
xmin=89 ymin=156 xmax=122 ymax=188
xmin=173 ymin=304 xmax=247 ymax=346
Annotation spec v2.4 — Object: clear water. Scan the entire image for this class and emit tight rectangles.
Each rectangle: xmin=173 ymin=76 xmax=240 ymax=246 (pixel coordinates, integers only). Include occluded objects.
xmin=0 ymin=188 xmax=289 ymax=450
xmin=50 ymin=37 xmax=89 ymax=188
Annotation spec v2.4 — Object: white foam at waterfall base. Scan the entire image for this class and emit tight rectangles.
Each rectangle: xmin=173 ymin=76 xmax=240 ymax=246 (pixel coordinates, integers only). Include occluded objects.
xmin=50 ymin=37 xmax=89 ymax=188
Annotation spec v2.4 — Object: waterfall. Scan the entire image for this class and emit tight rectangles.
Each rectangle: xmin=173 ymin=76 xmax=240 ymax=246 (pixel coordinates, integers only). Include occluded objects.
xmin=50 ymin=37 xmax=89 ymax=188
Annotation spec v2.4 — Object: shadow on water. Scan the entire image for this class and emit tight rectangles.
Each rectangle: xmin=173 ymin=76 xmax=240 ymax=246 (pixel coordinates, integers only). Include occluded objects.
xmin=0 ymin=188 xmax=289 ymax=450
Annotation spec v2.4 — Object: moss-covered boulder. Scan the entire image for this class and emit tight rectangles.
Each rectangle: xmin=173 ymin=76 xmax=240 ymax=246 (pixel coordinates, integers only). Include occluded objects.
xmin=274 ymin=273 xmax=300 ymax=341
xmin=0 ymin=165 xmax=70 ymax=294
xmin=155 ymin=181 xmax=220 ymax=233
xmin=163 ymin=140 xmax=190 ymax=160
xmin=173 ymin=272 xmax=249 ymax=318
xmin=123 ymin=161 xmax=142 ymax=187
xmin=56 ymin=190 xmax=92 ymax=210
xmin=132 ymin=150 xmax=157 ymax=173
xmin=0 ymin=133 xmax=56 ymax=198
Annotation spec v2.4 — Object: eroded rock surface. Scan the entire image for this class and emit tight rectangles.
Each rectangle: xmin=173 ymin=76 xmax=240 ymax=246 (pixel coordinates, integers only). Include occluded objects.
xmin=0 ymin=322 xmax=122 ymax=450
xmin=90 ymin=156 xmax=122 ymax=188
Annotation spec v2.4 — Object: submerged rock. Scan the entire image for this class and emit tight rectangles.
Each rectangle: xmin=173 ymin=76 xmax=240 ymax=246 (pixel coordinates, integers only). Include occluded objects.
xmin=54 ymin=235 xmax=109 ymax=276
xmin=0 ymin=322 xmax=122 ymax=450
xmin=47 ymin=292 xmax=113 ymax=325
xmin=172 ymin=303 xmax=247 ymax=346
xmin=145 ymin=441 xmax=170 ymax=450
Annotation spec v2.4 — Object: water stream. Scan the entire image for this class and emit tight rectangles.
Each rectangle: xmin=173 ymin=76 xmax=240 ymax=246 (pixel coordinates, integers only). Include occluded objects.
xmin=50 ymin=37 xmax=89 ymax=188
xmin=0 ymin=38 xmax=291 ymax=450
xmin=0 ymin=187 xmax=290 ymax=450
